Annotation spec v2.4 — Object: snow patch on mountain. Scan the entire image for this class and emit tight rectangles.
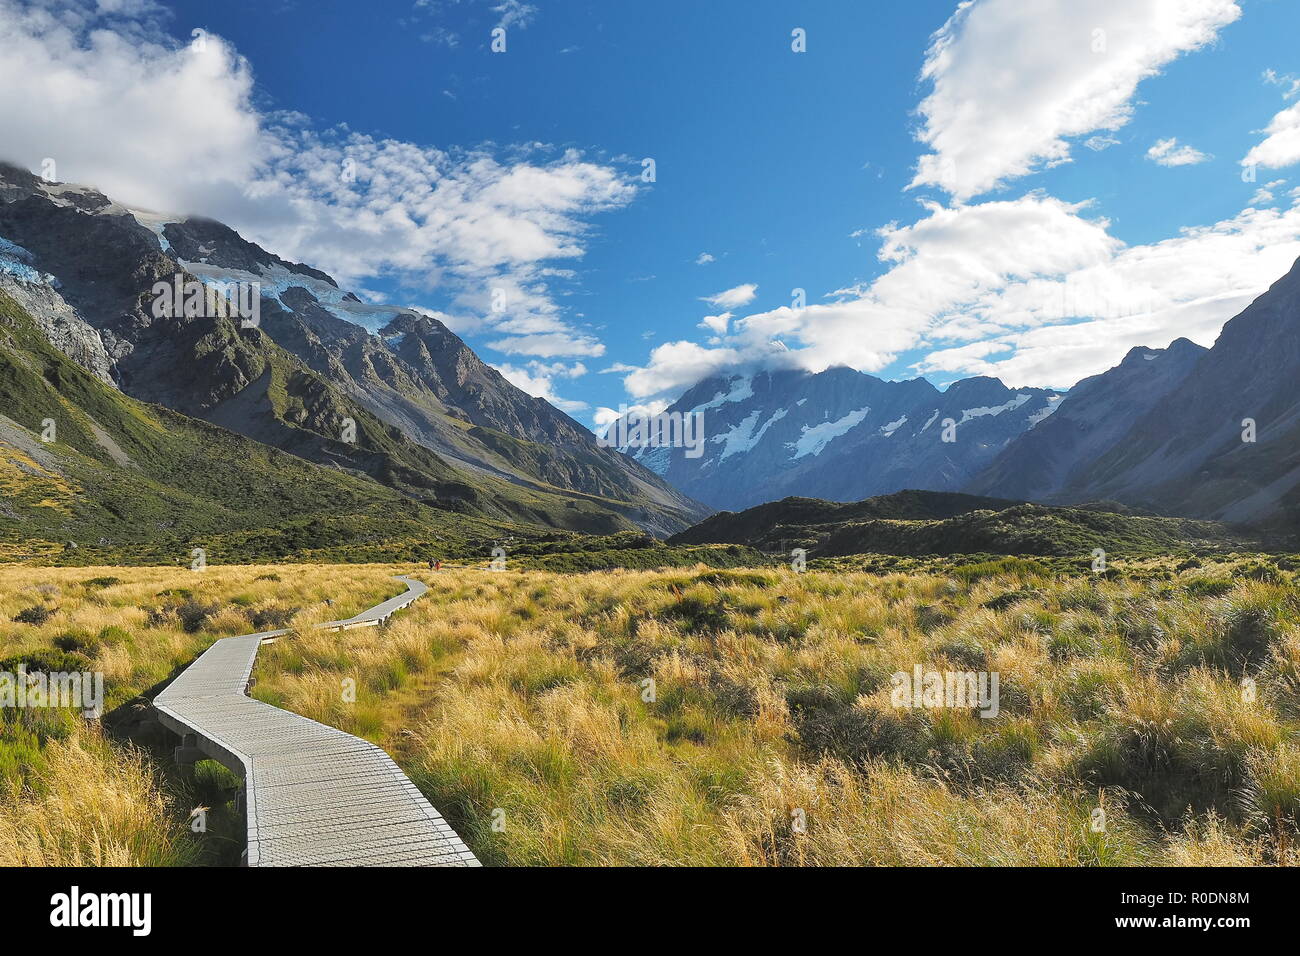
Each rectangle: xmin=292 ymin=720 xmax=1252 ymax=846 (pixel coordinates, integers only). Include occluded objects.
xmin=788 ymin=406 xmax=871 ymax=459
xmin=695 ymin=375 xmax=754 ymax=411
xmin=880 ymin=415 xmax=908 ymax=437
xmin=959 ymin=393 xmax=1032 ymax=424
xmin=714 ymin=407 xmax=788 ymax=461
xmin=1027 ymin=395 xmax=1064 ymax=426
xmin=130 ymin=209 xmax=177 ymax=254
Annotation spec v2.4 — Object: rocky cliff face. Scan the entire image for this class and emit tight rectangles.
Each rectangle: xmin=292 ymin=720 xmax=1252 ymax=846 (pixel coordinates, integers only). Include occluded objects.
xmin=966 ymin=338 xmax=1208 ymax=504
xmin=0 ymin=162 xmax=706 ymax=536
xmin=1052 ymin=256 xmax=1300 ymax=525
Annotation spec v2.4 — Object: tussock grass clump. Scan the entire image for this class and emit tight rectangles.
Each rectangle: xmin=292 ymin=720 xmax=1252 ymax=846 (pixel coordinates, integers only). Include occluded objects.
xmin=3 ymin=558 xmax=1297 ymax=867
xmin=245 ymin=560 xmax=1300 ymax=866
xmin=0 ymin=728 xmax=199 ymax=866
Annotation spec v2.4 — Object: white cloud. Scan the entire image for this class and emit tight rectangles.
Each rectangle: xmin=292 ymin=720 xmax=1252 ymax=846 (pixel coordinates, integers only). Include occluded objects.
xmin=414 ymin=0 xmax=537 ymax=44
xmin=1084 ymin=134 xmax=1121 ymax=152
xmin=492 ymin=0 xmax=537 ymax=31
xmin=493 ymin=360 xmax=588 ymax=413
xmin=910 ymin=0 xmax=1241 ymax=199
xmin=622 ymin=191 xmax=1300 ymax=399
xmin=0 ymin=0 xmax=632 ymax=362
xmin=694 ymin=252 xmax=715 ymax=265
xmin=698 ymin=312 xmax=731 ymax=335
xmin=1249 ymin=179 xmax=1286 ymax=206
xmin=592 ymin=400 xmax=668 ymax=436
xmin=913 ymin=200 xmax=1300 ymax=386
xmin=1262 ymin=68 xmax=1300 ymax=100
xmin=623 ymin=340 xmax=743 ymax=399
xmin=487 ymin=331 xmax=606 ymax=358
xmin=1146 ymin=137 xmax=1211 ymax=167
xmin=1243 ymin=100 xmax=1300 ymax=171
xmin=622 ymin=194 xmax=1119 ymax=398
xmin=700 ymin=283 xmax=757 ymax=310
xmin=0 ymin=0 xmax=264 ymax=214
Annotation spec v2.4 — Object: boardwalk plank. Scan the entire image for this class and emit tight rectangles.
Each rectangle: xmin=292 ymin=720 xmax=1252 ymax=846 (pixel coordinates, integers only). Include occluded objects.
xmin=154 ymin=575 xmax=479 ymax=868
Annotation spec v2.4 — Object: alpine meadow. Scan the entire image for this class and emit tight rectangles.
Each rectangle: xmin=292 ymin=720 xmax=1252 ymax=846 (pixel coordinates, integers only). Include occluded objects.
xmin=1 ymin=0 xmax=1298 ymax=931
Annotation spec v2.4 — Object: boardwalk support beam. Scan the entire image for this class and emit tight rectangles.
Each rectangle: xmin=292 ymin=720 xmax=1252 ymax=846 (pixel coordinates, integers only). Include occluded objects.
xmin=173 ymin=733 xmax=205 ymax=766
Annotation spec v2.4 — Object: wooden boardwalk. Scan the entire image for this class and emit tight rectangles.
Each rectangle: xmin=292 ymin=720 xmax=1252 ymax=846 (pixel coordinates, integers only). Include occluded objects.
xmin=153 ymin=575 xmax=479 ymax=867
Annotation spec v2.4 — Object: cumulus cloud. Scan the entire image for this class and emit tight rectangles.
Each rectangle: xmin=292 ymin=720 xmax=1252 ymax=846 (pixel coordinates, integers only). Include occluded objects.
xmin=698 ymin=312 xmax=731 ymax=335
xmin=694 ymin=252 xmax=715 ymax=265
xmin=1146 ymin=137 xmax=1211 ymax=166
xmin=620 ymin=192 xmax=1300 ymax=398
xmin=493 ymin=359 xmax=589 ymax=413
xmin=700 ymin=283 xmax=757 ymax=310
xmin=1243 ymin=100 xmax=1300 ymax=171
xmin=910 ymin=0 xmax=1240 ymax=199
xmin=0 ymin=0 xmax=264 ymax=214
xmin=913 ymin=200 xmax=1300 ymax=386
xmin=623 ymin=340 xmax=743 ymax=399
xmin=0 ymin=0 xmax=631 ymax=362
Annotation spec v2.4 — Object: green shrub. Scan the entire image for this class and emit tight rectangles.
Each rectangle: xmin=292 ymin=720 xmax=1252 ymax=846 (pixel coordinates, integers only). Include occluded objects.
xmin=52 ymin=630 xmax=99 ymax=655
xmin=81 ymin=576 xmax=121 ymax=590
xmin=12 ymin=605 xmax=54 ymax=625
xmin=1184 ymin=576 xmax=1234 ymax=598
xmin=664 ymin=592 xmax=731 ymax=634
xmin=951 ymin=557 xmax=1048 ymax=582
xmin=0 ymin=648 xmax=91 ymax=675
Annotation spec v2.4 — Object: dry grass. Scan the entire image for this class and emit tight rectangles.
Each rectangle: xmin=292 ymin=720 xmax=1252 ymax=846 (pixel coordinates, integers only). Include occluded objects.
xmin=251 ymin=563 xmax=1300 ymax=866
xmin=0 ymin=563 xmax=410 ymax=864
xmin=0 ymin=726 xmax=198 ymax=866
xmin=2 ymin=559 xmax=1298 ymax=866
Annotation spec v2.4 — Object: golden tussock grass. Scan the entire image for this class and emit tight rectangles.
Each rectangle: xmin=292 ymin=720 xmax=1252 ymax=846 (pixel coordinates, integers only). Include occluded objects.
xmin=3 ymin=559 xmax=1298 ymax=866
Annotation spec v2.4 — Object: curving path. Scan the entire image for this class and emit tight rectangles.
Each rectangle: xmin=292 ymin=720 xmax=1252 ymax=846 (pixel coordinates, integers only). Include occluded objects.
xmin=153 ymin=575 xmax=479 ymax=867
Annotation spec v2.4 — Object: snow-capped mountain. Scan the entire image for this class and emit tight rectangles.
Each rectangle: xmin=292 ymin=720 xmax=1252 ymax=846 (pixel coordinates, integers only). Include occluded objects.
xmin=616 ymin=365 xmax=1064 ymax=511
xmin=0 ymin=161 xmax=705 ymax=536
xmin=630 ymin=252 xmax=1300 ymax=529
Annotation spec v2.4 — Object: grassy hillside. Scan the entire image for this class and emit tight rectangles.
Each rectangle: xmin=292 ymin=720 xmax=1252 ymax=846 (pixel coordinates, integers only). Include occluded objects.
xmin=671 ymin=490 xmax=1270 ymax=559
xmin=0 ymin=290 xmax=650 ymax=563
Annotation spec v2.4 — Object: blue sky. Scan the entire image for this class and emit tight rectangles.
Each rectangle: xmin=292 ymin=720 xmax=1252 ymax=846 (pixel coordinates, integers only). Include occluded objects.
xmin=5 ymin=0 xmax=1300 ymax=426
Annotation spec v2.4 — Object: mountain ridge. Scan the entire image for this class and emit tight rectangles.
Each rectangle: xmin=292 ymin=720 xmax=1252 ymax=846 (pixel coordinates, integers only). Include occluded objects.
xmin=0 ymin=161 xmax=706 ymax=537
xmin=617 ymin=364 xmax=1064 ymax=511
